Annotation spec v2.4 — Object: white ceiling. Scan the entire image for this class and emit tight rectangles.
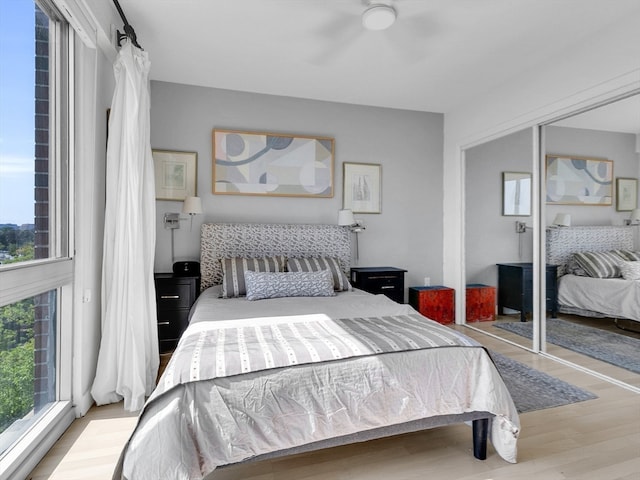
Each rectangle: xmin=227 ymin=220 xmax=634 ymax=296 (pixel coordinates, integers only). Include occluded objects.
xmin=551 ymin=94 xmax=640 ymax=134
xmin=123 ymin=0 xmax=640 ymax=127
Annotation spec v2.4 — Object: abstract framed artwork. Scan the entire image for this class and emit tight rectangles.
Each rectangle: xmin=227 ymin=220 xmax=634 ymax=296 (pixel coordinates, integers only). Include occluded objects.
xmin=153 ymin=149 xmax=197 ymax=201
xmin=545 ymin=154 xmax=613 ymax=205
xmin=502 ymin=171 xmax=532 ymax=216
xmin=212 ymin=129 xmax=334 ymax=197
xmin=342 ymin=162 xmax=381 ymax=214
xmin=616 ymin=177 xmax=637 ymax=211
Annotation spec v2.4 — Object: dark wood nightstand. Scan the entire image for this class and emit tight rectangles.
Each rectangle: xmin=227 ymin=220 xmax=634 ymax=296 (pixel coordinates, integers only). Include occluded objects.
xmin=496 ymin=263 xmax=558 ymax=322
xmin=154 ymin=273 xmax=200 ymax=353
xmin=350 ymin=267 xmax=407 ymax=303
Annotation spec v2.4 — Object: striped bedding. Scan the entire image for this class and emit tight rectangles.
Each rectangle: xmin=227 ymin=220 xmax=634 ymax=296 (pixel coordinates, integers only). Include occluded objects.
xmin=115 ymin=289 xmax=519 ymax=480
xmin=155 ymin=313 xmax=477 ymax=399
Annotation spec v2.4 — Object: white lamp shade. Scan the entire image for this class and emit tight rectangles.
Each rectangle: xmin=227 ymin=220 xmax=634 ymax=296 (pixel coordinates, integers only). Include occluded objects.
xmin=362 ymin=5 xmax=396 ymax=30
xmin=182 ymin=196 xmax=203 ymax=215
xmin=338 ymin=209 xmax=356 ymax=226
xmin=552 ymin=213 xmax=571 ymax=227
xmin=630 ymin=208 xmax=640 ymax=223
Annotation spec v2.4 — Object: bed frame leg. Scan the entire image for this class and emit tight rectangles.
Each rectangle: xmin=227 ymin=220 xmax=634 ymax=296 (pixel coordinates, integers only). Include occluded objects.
xmin=472 ymin=418 xmax=488 ymax=460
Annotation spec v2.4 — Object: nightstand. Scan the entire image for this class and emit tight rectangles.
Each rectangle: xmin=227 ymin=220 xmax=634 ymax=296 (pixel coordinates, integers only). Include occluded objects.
xmin=154 ymin=273 xmax=200 ymax=353
xmin=496 ymin=263 xmax=558 ymax=322
xmin=350 ymin=267 xmax=407 ymax=303
xmin=408 ymin=286 xmax=455 ymax=324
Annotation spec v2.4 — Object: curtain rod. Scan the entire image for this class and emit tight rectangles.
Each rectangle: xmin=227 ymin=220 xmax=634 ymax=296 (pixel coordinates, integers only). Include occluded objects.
xmin=112 ymin=0 xmax=142 ymax=49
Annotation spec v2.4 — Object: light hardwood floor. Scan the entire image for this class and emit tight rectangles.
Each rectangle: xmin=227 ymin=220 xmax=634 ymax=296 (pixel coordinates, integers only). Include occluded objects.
xmin=28 ymin=329 xmax=640 ymax=480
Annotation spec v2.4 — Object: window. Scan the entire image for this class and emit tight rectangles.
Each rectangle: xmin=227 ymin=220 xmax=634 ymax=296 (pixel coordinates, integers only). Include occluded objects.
xmin=0 ymin=1 xmax=73 ymax=476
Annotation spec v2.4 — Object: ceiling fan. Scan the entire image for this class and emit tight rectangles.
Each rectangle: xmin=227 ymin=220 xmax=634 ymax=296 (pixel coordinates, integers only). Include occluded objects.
xmin=308 ymin=0 xmax=436 ymax=64
xmin=361 ymin=2 xmax=398 ymax=30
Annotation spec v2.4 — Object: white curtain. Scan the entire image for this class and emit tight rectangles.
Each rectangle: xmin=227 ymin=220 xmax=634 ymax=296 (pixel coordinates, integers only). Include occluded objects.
xmin=91 ymin=40 xmax=158 ymax=412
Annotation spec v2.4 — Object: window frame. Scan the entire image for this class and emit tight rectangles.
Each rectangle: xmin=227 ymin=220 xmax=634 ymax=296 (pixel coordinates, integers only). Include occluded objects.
xmin=0 ymin=0 xmax=75 ymax=476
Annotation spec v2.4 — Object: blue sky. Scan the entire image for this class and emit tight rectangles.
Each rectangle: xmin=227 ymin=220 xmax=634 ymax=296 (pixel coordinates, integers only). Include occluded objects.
xmin=0 ymin=1 xmax=36 ymax=225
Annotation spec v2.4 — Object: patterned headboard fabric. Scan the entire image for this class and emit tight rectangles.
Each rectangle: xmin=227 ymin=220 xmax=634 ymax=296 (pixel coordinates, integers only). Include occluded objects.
xmin=200 ymin=223 xmax=352 ymax=291
xmin=546 ymin=225 xmax=634 ymax=275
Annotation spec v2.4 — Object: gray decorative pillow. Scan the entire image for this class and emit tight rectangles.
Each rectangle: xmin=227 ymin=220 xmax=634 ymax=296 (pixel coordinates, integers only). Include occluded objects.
xmin=619 ymin=261 xmax=640 ymax=280
xmin=244 ymin=270 xmax=336 ymax=301
xmin=220 ymin=256 xmax=285 ymax=298
xmin=572 ymin=251 xmax=624 ymax=278
xmin=286 ymin=257 xmax=351 ymax=291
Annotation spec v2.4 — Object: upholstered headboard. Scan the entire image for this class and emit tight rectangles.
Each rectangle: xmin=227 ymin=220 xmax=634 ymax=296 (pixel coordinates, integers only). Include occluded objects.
xmin=200 ymin=223 xmax=352 ymax=291
xmin=546 ymin=225 xmax=634 ymax=275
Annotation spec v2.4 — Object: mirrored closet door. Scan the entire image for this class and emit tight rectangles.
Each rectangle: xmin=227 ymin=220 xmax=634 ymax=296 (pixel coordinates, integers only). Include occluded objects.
xmin=540 ymin=93 xmax=640 ymax=389
xmin=464 ymin=127 xmax=537 ymax=351
xmin=463 ymin=93 xmax=640 ymax=391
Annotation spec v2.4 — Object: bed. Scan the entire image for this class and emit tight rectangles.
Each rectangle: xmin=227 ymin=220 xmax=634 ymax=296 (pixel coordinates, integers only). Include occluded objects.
xmin=546 ymin=225 xmax=640 ymax=322
xmin=114 ymin=223 xmax=520 ymax=480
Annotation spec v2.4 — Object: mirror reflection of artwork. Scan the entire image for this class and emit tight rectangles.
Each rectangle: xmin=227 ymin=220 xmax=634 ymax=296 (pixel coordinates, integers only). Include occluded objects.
xmin=502 ymin=172 xmax=531 ymax=216
xmin=546 ymin=155 xmax=613 ymax=205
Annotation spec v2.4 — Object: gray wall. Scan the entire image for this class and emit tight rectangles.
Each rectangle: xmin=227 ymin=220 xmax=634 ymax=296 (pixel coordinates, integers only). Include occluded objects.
xmin=465 ymin=128 xmax=534 ymax=286
xmin=150 ymin=81 xmax=444 ymax=296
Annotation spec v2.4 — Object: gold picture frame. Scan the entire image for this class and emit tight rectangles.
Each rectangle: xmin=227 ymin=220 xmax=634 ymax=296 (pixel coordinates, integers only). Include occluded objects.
xmin=153 ymin=149 xmax=197 ymax=201
xmin=616 ymin=177 xmax=638 ymax=211
xmin=212 ymin=129 xmax=334 ymax=197
xmin=342 ymin=162 xmax=381 ymax=214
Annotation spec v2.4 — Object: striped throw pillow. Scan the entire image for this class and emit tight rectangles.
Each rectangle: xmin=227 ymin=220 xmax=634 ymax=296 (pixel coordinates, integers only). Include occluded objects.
xmin=220 ymin=256 xmax=285 ymax=298
xmin=572 ymin=251 xmax=623 ymax=278
xmin=619 ymin=261 xmax=640 ymax=280
xmin=614 ymin=249 xmax=640 ymax=261
xmin=286 ymin=257 xmax=351 ymax=291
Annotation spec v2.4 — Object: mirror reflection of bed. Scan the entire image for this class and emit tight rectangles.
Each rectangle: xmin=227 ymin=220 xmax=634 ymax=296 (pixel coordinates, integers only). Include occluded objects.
xmin=463 ymin=94 xmax=640 ymax=390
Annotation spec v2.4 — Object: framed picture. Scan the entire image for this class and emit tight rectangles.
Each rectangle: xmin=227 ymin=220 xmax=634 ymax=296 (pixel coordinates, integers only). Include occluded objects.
xmin=342 ymin=162 xmax=381 ymax=214
xmin=212 ymin=129 xmax=334 ymax=197
xmin=545 ymin=155 xmax=613 ymax=205
xmin=153 ymin=149 xmax=197 ymax=201
xmin=616 ymin=177 xmax=638 ymax=211
xmin=502 ymin=171 xmax=531 ymax=216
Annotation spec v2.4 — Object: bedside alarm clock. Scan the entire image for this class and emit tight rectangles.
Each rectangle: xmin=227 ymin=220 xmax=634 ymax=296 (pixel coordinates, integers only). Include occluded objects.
xmin=173 ymin=261 xmax=200 ymax=276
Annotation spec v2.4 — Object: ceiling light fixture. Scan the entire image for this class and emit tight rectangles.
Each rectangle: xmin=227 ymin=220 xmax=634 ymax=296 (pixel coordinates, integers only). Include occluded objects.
xmin=362 ymin=4 xmax=396 ymax=31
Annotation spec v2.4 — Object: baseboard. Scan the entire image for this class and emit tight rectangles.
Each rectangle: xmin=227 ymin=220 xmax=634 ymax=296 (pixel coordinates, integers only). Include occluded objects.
xmin=74 ymin=391 xmax=95 ymax=417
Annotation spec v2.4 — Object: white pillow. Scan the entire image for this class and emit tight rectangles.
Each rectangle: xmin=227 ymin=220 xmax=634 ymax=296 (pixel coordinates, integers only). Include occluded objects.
xmin=619 ymin=261 xmax=640 ymax=281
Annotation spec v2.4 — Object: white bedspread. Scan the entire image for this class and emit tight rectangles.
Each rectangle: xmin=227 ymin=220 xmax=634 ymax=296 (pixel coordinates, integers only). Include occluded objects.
xmin=558 ymin=274 xmax=640 ymax=322
xmin=115 ymin=289 xmax=519 ymax=480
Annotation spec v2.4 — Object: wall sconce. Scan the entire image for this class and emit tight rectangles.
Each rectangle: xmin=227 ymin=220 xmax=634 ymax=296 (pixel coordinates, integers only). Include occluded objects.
xmin=338 ymin=209 xmax=366 ymax=262
xmin=182 ymin=196 xmax=203 ymax=230
xmin=164 ymin=196 xmax=203 ymax=263
xmin=515 ymin=220 xmax=531 ymax=233
xmin=552 ymin=213 xmax=571 ymax=227
xmin=624 ymin=208 xmax=640 ymax=225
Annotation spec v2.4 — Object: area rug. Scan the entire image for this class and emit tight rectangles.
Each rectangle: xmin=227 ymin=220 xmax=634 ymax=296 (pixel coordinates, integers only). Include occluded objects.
xmin=494 ymin=318 xmax=640 ymax=374
xmin=490 ymin=350 xmax=597 ymax=413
